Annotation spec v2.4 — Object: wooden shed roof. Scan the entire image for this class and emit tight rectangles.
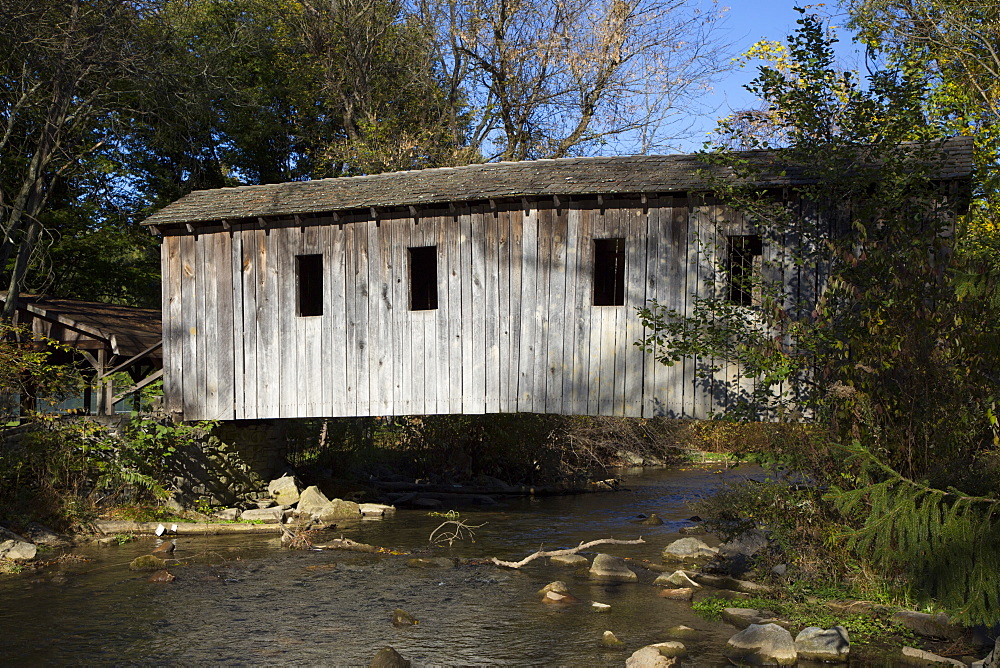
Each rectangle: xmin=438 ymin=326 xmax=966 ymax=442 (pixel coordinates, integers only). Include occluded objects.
xmin=7 ymin=295 xmax=162 ymax=360
xmin=143 ymin=137 xmax=974 ymax=229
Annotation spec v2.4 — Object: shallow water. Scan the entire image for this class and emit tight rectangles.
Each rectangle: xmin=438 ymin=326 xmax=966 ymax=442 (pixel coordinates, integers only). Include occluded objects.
xmin=1 ymin=465 xmax=764 ymax=666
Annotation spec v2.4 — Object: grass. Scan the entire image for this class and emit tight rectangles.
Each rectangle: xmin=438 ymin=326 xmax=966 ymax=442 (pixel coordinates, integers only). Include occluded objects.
xmin=691 ymin=595 xmax=919 ymax=645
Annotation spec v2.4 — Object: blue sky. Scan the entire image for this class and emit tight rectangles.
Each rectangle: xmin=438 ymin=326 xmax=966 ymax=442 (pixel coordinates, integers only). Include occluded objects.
xmin=675 ymin=0 xmax=868 ymax=152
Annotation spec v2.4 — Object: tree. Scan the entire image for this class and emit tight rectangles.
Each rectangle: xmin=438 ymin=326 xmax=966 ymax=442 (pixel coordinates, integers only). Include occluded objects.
xmin=845 ymin=0 xmax=1000 ymax=271
xmin=413 ymin=0 xmax=731 ymax=160
xmin=0 ymin=0 xmax=171 ymax=317
xmin=638 ymin=10 xmax=1000 ymax=622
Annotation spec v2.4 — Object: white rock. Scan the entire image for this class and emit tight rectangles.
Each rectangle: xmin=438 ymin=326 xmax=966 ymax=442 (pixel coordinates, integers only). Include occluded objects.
xmin=662 ymin=537 xmax=718 ymax=562
xmin=296 ymin=486 xmax=331 ymax=517
xmin=588 ymin=553 xmax=638 ymax=582
xmin=626 ymin=646 xmax=676 ymax=667
xmin=267 ymin=475 xmax=301 ymax=506
xmin=650 ymin=641 xmax=686 ymax=659
xmin=0 ymin=539 xmax=36 ymax=561
xmin=240 ymin=507 xmax=283 ymax=523
xmin=359 ymin=503 xmax=396 ymax=517
xmin=591 ymin=602 xmax=611 ymax=613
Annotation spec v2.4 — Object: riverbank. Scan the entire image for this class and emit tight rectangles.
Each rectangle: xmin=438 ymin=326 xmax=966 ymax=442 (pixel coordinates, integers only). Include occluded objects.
xmin=1 ymin=466 xmax=995 ymax=666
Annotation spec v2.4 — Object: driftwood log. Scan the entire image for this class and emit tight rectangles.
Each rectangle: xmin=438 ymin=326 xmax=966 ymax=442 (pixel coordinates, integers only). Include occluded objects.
xmin=491 ymin=537 xmax=645 ymax=568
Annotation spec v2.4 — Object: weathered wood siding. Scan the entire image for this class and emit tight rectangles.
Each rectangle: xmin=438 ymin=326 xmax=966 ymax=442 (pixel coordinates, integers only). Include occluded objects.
xmin=162 ymin=197 xmax=777 ymax=420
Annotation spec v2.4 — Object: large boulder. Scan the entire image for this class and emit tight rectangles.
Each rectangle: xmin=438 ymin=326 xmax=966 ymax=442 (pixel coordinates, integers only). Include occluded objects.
xmin=0 ymin=539 xmax=37 ymax=561
xmin=724 ymin=623 xmax=797 ymax=666
xmin=626 ymin=646 xmax=677 ymax=667
xmin=296 ymin=486 xmax=332 ymax=517
xmin=267 ymin=475 xmax=301 ymax=506
xmin=891 ymin=610 xmax=963 ymax=640
xmin=795 ymin=626 xmax=850 ymax=662
xmin=589 ymin=553 xmax=638 ymax=582
xmin=317 ymin=499 xmax=362 ymax=521
xmin=662 ymin=537 xmax=718 ymax=563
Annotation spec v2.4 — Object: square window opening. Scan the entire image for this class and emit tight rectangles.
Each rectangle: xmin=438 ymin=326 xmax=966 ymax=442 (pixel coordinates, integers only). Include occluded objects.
xmin=409 ymin=246 xmax=438 ymax=311
xmin=727 ymin=235 xmax=763 ymax=306
xmin=296 ymin=254 xmax=324 ymax=317
xmin=593 ymin=238 xmax=625 ymax=306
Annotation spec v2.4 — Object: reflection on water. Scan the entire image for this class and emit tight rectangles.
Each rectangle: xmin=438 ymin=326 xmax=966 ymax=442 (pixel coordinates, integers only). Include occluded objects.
xmin=0 ymin=465 xmax=760 ymax=666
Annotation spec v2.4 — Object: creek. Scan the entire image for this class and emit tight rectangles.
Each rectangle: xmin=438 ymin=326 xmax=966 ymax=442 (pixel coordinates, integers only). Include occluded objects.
xmin=1 ymin=465 xmax=765 ymax=665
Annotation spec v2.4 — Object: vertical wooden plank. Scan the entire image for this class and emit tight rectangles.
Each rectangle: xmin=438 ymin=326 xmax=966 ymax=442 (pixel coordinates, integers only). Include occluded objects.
xmin=229 ymin=230 xmax=245 ymax=420
xmin=397 ymin=219 xmax=413 ymax=415
xmin=446 ymin=210 xmax=463 ymax=414
xmin=343 ymin=222 xmax=359 ymax=416
xmin=559 ymin=205 xmax=578 ymax=416
xmin=623 ymin=203 xmax=645 ymax=417
xmin=483 ymin=206 xmax=501 ymax=413
xmin=517 ymin=206 xmax=538 ymax=411
xmin=319 ymin=224 xmax=334 ymax=416
xmin=179 ymin=235 xmax=199 ymax=419
xmin=240 ymin=229 xmax=259 ymax=419
xmin=196 ymin=235 xmax=217 ymax=420
xmin=468 ymin=204 xmax=486 ymax=414
xmin=507 ymin=207 xmax=523 ymax=412
xmin=533 ymin=205 xmax=553 ymax=413
xmin=275 ymin=228 xmax=295 ymax=418
xmin=387 ymin=218 xmax=402 ymax=416
xmin=215 ymin=231 xmax=236 ymax=420
xmin=664 ymin=198 xmax=689 ymax=418
xmin=641 ymin=198 xmax=661 ymax=418
xmin=496 ymin=209 xmax=511 ymax=412
xmin=328 ymin=223 xmax=347 ymax=416
xmin=367 ymin=219 xmax=386 ymax=416
xmin=163 ymin=236 xmax=183 ymax=416
xmin=433 ymin=217 xmax=450 ymax=417
xmin=545 ymin=204 xmax=567 ymax=415
xmin=570 ymin=205 xmax=592 ymax=416
xmin=257 ymin=227 xmax=280 ymax=418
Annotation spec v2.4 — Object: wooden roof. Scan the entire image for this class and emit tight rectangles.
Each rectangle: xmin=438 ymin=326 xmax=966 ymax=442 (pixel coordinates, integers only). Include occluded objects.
xmin=143 ymin=137 xmax=974 ymax=230
xmin=7 ymin=295 xmax=162 ymax=360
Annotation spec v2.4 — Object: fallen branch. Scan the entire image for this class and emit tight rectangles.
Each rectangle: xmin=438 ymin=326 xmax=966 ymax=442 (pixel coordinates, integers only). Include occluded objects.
xmin=491 ymin=537 xmax=645 ymax=568
xmin=312 ymin=537 xmax=383 ymax=553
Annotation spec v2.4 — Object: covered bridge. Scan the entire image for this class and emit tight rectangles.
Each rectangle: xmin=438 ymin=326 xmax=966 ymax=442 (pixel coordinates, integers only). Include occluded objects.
xmin=143 ymin=140 xmax=973 ymax=421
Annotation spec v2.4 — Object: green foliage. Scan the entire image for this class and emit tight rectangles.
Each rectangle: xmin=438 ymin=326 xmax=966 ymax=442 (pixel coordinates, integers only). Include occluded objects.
xmin=655 ymin=11 xmax=1000 ymax=625
xmin=692 ymin=595 xmax=916 ymax=644
xmin=832 ymin=443 xmax=1000 ymax=624
xmin=0 ymin=415 xmax=215 ymax=528
xmin=0 ymin=323 xmax=85 ymax=415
